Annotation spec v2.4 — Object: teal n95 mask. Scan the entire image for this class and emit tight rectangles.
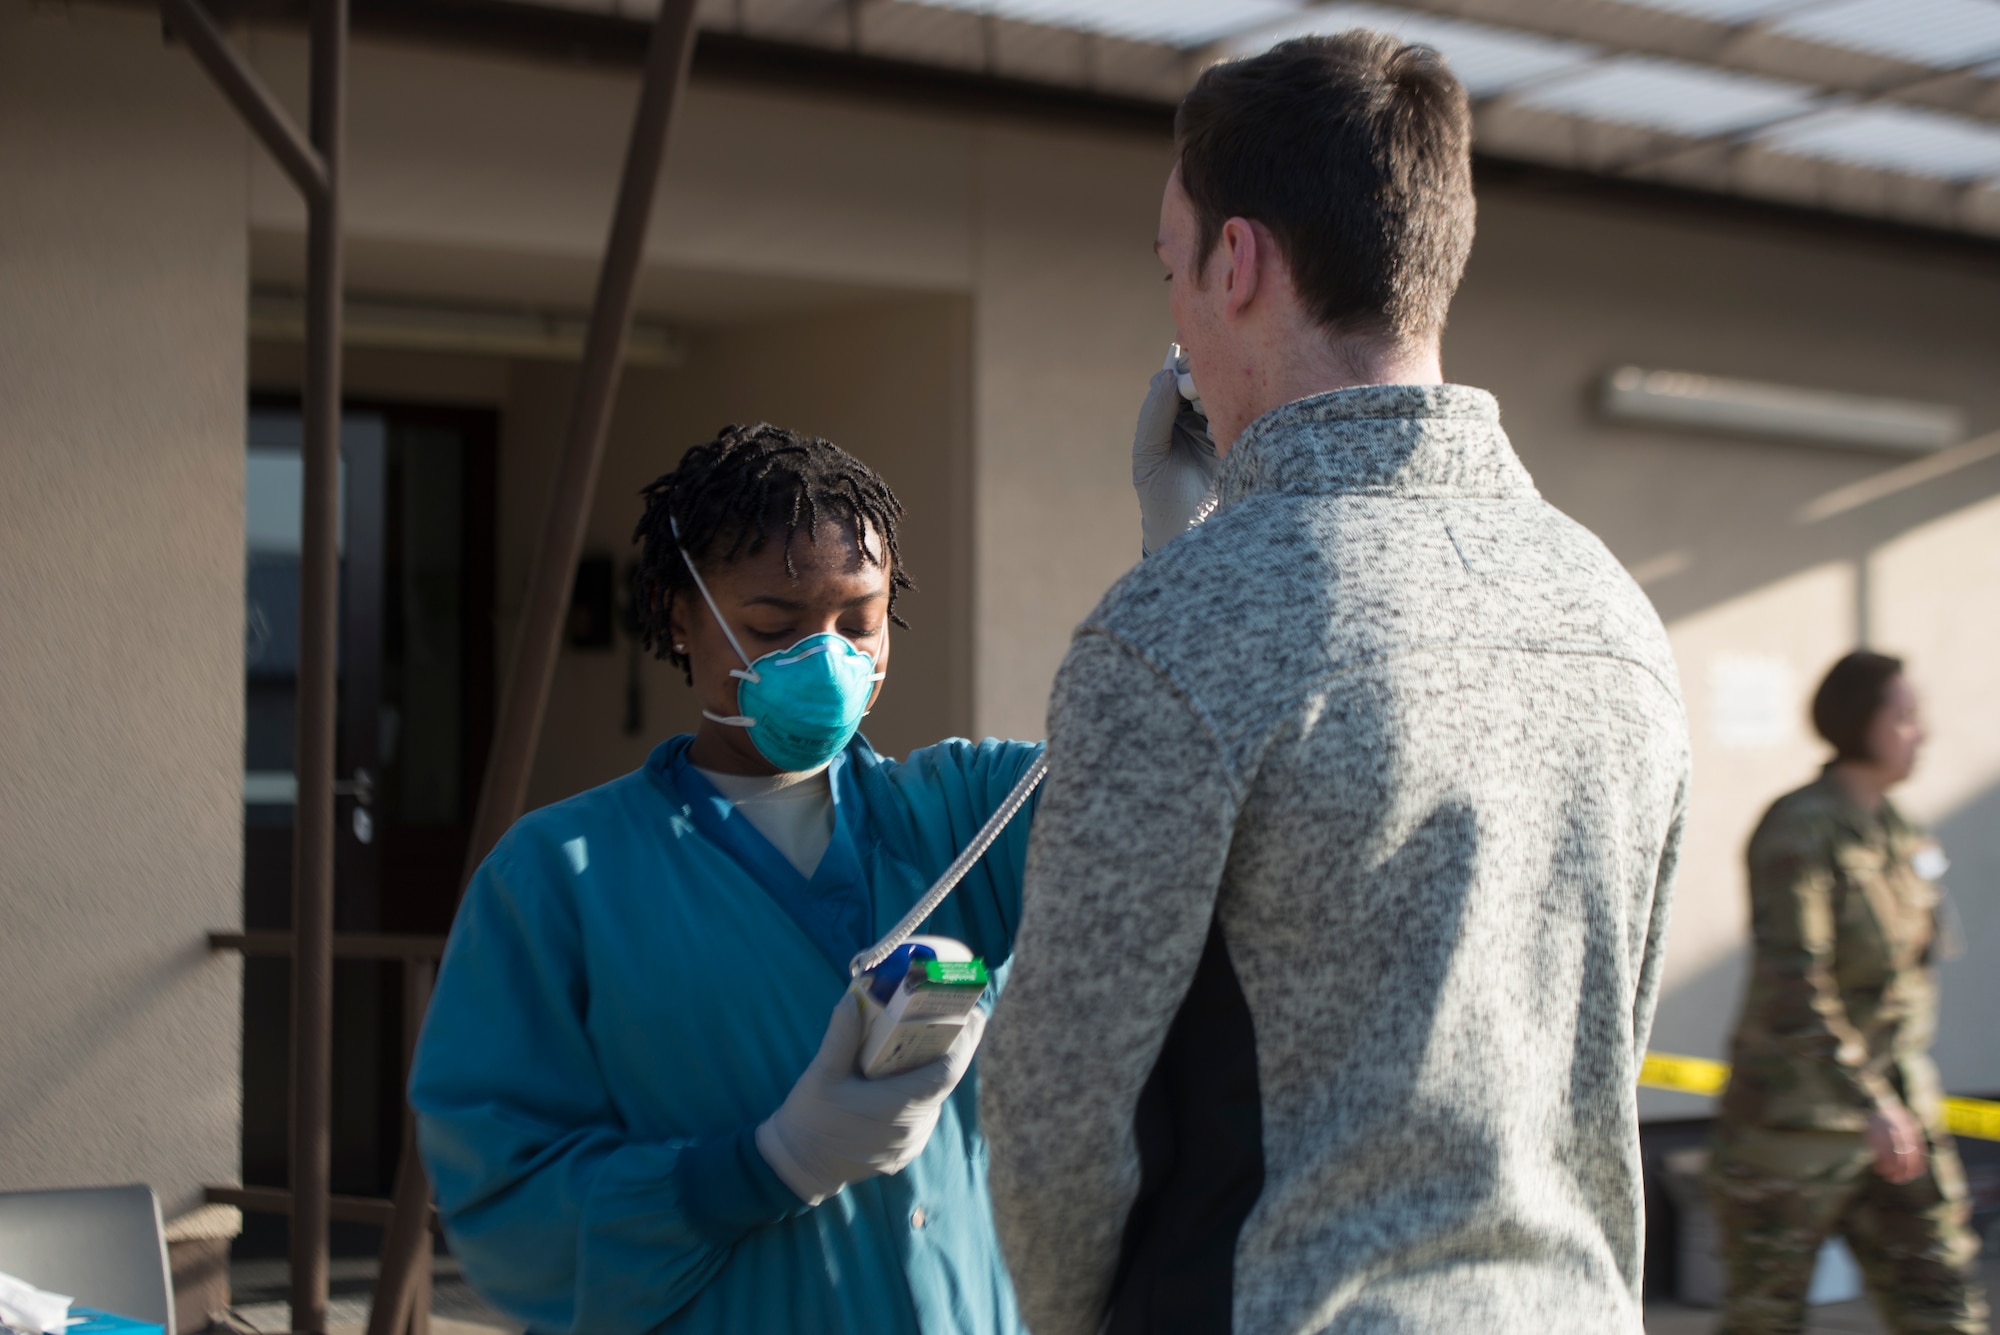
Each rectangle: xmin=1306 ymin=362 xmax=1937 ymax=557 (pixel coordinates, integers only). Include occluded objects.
xmin=673 ymin=519 xmax=885 ymax=773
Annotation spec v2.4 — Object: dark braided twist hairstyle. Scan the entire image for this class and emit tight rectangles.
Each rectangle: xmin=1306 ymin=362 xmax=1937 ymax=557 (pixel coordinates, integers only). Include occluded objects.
xmin=632 ymin=422 xmax=912 ymax=684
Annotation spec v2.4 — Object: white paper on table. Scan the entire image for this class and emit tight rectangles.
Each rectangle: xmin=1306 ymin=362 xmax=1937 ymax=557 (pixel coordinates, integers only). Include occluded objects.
xmin=0 ymin=1270 xmax=73 ymax=1335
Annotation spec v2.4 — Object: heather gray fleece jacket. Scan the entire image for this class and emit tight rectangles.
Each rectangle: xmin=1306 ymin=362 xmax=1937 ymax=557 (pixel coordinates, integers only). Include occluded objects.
xmin=982 ymin=384 xmax=1689 ymax=1335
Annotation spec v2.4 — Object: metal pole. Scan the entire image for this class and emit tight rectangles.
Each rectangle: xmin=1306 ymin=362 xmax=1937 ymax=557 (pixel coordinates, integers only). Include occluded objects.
xmin=291 ymin=0 xmax=346 ymax=1329
xmin=364 ymin=4 xmax=701 ymax=1329
xmin=366 ymin=959 xmax=438 ymax=1335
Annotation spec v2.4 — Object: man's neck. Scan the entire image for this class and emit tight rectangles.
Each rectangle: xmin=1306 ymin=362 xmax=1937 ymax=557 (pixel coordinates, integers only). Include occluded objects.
xmin=1214 ymin=334 xmax=1443 ymax=455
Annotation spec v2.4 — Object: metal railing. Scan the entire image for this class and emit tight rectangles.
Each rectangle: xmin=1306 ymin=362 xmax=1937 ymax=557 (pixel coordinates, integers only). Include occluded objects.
xmin=204 ymin=932 xmax=446 ymax=1335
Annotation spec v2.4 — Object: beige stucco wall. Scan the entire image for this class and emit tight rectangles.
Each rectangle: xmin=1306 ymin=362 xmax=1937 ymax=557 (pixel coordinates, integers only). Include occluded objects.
xmin=0 ymin=1 xmax=247 ymax=1217
xmin=968 ymin=126 xmax=1174 ymax=734
xmin=1446 ymin=194 xmax=2000 ymax=1114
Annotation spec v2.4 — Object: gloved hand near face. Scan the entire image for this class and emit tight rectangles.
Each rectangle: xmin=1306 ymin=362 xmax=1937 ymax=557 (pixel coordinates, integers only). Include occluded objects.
xmin=1133 ymin=343 xmax=1219 ymax=557
xmin=756 ymin=994 xmax=986 ymax=1205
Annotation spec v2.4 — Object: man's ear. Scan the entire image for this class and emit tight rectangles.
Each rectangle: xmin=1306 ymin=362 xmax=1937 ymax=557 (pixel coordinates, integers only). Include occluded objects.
xmin=1219 ymin=216 xmax=1263 ymax=319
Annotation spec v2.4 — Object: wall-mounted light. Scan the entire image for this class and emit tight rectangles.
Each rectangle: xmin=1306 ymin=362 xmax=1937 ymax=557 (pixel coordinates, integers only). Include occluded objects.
xmin=250 ymin=290 xmax=689 ymax=366
xmin=1600 ymin=366 xmax=1964 ymax=455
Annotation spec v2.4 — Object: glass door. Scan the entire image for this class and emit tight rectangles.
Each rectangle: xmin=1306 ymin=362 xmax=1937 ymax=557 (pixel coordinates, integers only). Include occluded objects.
xmin=241 ymin=408 xmax=389 ymax=1235
xmin=239 ymin=400 xmax=494 ymax=1251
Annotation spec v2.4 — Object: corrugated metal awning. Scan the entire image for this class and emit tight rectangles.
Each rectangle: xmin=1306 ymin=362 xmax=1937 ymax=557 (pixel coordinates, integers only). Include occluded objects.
xmin=559 ymin=0 xmax=2000 ymax=239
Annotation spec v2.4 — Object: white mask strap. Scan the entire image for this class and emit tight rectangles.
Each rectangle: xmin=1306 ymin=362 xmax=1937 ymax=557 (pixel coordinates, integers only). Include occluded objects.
xmin=671 ymin=516 xmax=761 ymax=686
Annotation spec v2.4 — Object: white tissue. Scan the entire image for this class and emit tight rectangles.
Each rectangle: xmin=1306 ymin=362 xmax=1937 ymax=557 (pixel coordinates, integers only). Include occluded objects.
xmin=0 ymin=1271 xmax=72 ymax=1335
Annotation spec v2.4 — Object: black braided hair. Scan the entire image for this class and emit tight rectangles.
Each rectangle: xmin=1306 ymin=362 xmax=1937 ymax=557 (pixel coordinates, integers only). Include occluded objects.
xmin=632 ymin=423 xmax=912 ymax=683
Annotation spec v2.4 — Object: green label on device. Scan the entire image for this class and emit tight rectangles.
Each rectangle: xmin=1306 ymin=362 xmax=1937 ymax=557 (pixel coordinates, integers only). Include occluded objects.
xmin=923 ymin=958 xmax=989 ymax=988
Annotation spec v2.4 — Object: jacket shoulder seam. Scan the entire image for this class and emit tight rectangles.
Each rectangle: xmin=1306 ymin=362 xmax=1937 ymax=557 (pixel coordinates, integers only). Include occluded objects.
xmin=1073 ymin=625 xmax=1247 ymax=806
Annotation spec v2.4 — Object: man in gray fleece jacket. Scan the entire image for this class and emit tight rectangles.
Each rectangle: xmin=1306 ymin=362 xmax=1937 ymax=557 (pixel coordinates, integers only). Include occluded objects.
xmin=981 ymin=31 xmax=1690 ymax=1335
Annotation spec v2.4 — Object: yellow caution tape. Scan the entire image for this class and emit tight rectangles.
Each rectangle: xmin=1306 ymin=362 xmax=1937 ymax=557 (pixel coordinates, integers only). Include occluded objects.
xmin=1944 ymin=1096 xmax=2000 ymax=1142
xmin=1641 ymin=1051 xmax=2000 ymax=1142
xmin=1639 ymin=1051 xmax=1731 ymax=1097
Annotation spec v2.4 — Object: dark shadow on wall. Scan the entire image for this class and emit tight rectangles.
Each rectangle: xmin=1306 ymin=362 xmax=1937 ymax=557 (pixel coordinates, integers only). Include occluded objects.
xmin=1644 ymin=948 xmax=1745 ymax=1115
xmin=1933 ymin=777 xmax=2000 ymax=1096
xmin=1635 ymin=925 xmax=1743 ymax=1298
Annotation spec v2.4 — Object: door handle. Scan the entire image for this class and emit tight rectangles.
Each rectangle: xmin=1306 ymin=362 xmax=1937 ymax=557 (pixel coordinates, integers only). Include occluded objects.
xmin=332 ymin=768 xmax=374 ymax=807
xmin=333 ymin=768 xmax=375 ymax=844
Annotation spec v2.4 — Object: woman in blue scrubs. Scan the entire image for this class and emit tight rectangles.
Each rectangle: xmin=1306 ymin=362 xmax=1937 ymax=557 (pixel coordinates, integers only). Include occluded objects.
xmin=411 ymin=424 xmax=1043 ymax=1334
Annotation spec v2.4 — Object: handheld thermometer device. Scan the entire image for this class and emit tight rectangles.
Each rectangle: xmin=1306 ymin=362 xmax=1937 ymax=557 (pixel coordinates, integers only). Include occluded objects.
xmin=847 ymin=754 xmax=1048 ymax=1078
xmin=855 ymin=936 xmax=990 ymax=1077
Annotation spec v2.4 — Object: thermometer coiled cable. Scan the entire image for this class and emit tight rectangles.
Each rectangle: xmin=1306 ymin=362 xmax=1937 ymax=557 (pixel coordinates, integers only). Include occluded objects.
xmin=847 ymin=754 xmax=1048 ymax=978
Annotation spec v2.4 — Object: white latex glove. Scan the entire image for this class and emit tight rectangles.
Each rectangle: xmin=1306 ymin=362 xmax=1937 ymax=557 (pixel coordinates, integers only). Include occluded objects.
xmin=1133 ymin=344 xmax=1219 ymax=557
xmin=755 ymin=993 xmax=986 ymax=1205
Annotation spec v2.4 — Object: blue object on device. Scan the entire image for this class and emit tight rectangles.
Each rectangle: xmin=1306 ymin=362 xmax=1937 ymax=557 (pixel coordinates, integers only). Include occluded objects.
xmin=67 ymin=1308 xmax=165 ymax=1335
xmin=865 ymin=942 xmax=938 ymax=1003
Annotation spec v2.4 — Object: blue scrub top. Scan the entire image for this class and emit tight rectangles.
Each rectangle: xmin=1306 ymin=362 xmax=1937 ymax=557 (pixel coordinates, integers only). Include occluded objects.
xmin=412 ymin=733 xmax=1044 ymax=1335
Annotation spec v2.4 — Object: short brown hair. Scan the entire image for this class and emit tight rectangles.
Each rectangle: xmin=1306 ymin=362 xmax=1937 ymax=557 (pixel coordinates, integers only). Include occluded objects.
xmin=1811 ymin=651 xmax=1905 ymax=763
xmin=1175 ymin=32 xmax=1475 ymax=343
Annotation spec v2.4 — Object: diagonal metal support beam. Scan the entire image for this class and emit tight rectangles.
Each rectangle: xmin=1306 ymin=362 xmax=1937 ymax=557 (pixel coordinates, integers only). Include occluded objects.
xmin=364 ymin=2 xmax=703 ymax=1330
xmin=160 ymin=0 xmax=328 ymax=205
xmin=462 ymin=5 xmax=699 ymax=911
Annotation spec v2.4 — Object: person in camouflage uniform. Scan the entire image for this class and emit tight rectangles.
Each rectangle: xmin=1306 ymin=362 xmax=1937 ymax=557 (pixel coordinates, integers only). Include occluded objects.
xmin=1710 ymin=650 xmax=1987 ymax=1335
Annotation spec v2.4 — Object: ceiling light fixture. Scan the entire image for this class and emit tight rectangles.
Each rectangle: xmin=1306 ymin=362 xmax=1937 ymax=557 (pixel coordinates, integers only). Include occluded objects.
xmin=250 ymin=290 xmax=689 ymax=366
xmin=1599 ymin=366 xmax=1964 ymax=454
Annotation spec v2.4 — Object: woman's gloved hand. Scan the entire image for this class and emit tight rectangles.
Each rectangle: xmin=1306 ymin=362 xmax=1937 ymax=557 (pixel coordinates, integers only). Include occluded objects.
xmin=1133 ymin=344 xmax=1219 ymax=557
xmin=755 ymin=994 xmax=986 ymax=1205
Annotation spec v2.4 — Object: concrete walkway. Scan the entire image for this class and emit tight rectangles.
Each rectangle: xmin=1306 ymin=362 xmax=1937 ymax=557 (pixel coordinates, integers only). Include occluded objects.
xmin=1646 ymin=1254 xmax=1999 ymax=1334
xmin=230 ymin=1250 xmax=1995 ymax=1335
xmin=227 ymin=1257 xmax=520 ymax=1335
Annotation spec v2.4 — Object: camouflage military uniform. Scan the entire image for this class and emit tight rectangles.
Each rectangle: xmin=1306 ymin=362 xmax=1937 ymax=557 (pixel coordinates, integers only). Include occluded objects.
xmin=1709 ymin=771 xmax=1987 ymax=1334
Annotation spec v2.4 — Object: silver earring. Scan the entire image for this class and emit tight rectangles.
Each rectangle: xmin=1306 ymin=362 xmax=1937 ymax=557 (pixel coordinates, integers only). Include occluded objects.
xmin=674 ymin=643 xmax=686 ymax=653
